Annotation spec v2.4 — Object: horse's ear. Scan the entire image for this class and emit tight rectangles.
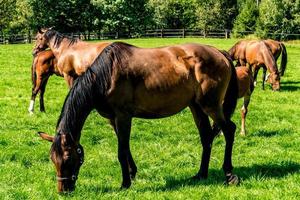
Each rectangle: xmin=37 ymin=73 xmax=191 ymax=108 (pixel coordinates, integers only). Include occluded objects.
xmin=38 ymin=131 xmax=54 ymax=143
xmin=38 ymin=27 xmax=43 ymax=34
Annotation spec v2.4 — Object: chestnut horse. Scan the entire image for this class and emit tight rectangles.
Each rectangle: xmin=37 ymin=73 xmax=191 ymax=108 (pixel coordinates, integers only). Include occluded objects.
xmin=35 ymin=40 xmax=239 ymax=192
xmin=236 ymin=66 xmax=254 ymax=136
xmin=264 ymin=39 xmax=287 ymax=76
xmin=32 ymin=28 xmax=111 ymax=86
xmin=229 ymin=40 xmax=280 ymax=91
xmin=29 ymin=50 xmax=59 ymax=113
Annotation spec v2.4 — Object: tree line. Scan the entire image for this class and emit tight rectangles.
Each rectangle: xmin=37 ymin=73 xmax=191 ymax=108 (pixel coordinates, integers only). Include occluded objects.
xmin=0 ymin=0 xmax=299 ymax=40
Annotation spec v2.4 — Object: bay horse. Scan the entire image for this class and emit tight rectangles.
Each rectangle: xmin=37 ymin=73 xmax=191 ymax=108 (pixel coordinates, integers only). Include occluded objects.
xmin=35 ymin=40 xmax=239 ymax=192
xmin=29 ymin=50 xmax=59 ymax=113
xmin=229 ymin=40 xmax=280 ymax=91
xmin=236 ymin=66 xmax=254 ymax=136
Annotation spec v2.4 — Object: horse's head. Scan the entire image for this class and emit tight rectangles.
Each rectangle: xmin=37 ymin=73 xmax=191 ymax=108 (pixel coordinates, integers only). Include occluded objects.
xmin=38 ymin=132 xmax=84 ymax=193
xmin=32 ymin=27 xmax=52 ymax=56
xmin=267 ymin=72 xmax=280 ymax=91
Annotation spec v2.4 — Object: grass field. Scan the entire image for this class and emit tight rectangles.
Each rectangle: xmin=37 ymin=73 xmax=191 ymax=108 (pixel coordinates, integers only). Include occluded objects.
xmin=0 ymin=38 xmax=300 ymax=199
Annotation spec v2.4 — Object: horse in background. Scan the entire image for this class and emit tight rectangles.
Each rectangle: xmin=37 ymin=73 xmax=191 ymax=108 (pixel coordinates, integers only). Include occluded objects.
xmin=229 ymin=40 xmax=280 ymax=91
xmin=264 ymin=39 xmax=287 ymax=76
xmin=29 ymin=50 xmax=59 ymax=113
xmin=32 ymin=27 xmax=111 ymax=86
xmin=236 ymin=66 xmax=254 ymax=136
xmin=35 ymin=40 xmax=239 ymax=192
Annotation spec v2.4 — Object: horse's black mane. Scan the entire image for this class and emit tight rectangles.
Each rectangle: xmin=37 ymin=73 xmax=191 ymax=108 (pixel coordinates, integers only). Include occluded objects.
xmin=44 ymin=29 xmax=79 ymax=48
xmin=55 ymin=42 xmax=133 ymax=141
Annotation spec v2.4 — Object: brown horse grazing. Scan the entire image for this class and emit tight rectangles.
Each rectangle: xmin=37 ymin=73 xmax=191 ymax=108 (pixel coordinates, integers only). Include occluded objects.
xmin=236 ymin=66 xmax=254 ymax=136
xmin=29 ymin=50 xmax=59 ymax=113
xmin=32 ymin=27 xmax=111 ymax=86
xmin=36 ymin=41 xmax=239 ymax=192
xmin=264 ymin=39 xmax=287 ymax=76
xmin=229 ymin=40 xmax=280 ymax=91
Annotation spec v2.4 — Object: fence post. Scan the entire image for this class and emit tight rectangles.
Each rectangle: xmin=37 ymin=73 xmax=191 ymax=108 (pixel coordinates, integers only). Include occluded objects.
xmin=161 ymin=29 xmax=163 ymax=38
xmin=225 ymin=29 xmax=229 ymax=39
xmin=182 ymin=28 xmax=185 ymax=38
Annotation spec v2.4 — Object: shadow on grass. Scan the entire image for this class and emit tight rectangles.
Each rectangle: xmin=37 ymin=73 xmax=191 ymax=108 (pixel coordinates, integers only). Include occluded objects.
xmin=140 ymin=161 xmax=300 ymax=192
xmin=280 ymin=81 xmax=300 ymax=91
xmin=251 ymin=128 xmax=292 ymax=137
xmin=77 ymin=161 xmax=300 ymax=193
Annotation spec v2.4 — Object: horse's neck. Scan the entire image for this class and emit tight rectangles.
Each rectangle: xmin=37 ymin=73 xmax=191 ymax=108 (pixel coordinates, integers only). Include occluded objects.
xmin=57 ymin=88 xmax=94 ymax=142
xmin=262 ymin=46 xmax=278 ymax=73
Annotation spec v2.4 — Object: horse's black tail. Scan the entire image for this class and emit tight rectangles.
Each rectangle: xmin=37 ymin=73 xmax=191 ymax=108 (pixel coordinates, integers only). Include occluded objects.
xmin=279 ymin=42 xmax=287 ymax=76
xmin=220 ymin=50 xmax=239 ymax=121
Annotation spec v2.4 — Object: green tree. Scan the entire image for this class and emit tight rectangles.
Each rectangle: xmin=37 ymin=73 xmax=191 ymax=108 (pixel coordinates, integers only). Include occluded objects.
xmin=29 ymin=0 xmax=97 ymax=33
xmin=232 ymin=0 xmax=259 ymax=37
xmin=149 ymin=0 xmax=197 ymax=29
xmin=0 ymin=0 xmax=17 ymax=33
xmin=255 ymin=0 xmax=300 ymax=40
xmin=195 ymin=0 xmax=225 ymax=35
xmin=92 ymin=0 xmax=153 ymax=36
xmin=8 ymin=0 xmax=33 ymax=34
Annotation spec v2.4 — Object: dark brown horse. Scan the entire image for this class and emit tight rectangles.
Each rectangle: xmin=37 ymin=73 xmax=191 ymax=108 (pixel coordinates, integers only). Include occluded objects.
xmin=29 ymin=50 xmax=59 ymax=113
xmin=236 ymin=66 xmax=254 ymax=136
xmin=229 ymin=40 xmax=280 ymax=91
xmin=34 ymin=34 xmax=239 ymax=192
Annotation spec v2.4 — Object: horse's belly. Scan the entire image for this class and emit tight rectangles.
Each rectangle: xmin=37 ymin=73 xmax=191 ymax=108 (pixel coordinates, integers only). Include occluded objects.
xmin=132 ymin=84 xmax=194 ymax=118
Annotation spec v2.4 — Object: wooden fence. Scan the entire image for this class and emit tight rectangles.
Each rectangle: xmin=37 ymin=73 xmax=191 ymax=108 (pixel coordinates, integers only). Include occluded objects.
xmin=1 ymin=29 xmax=300 ymax=44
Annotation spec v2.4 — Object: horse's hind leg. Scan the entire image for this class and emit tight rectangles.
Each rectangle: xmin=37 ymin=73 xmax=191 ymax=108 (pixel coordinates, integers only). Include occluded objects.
xmin=29 ymin=75 xmax=42 ymax=114
xmin=240 ymin=93 xmax=251 ymax=136
xmin=113 ymin=114 xmax=136 ymax=188
xmin=189 ymin=103 xmax=214 ymax=180
xmin=109 ymin=118 xmax=137 ymax=180
xmin=39 ymin=76 xmax=49 ymax=112
xmin=207 ymin=106 xmax=239 ymax=185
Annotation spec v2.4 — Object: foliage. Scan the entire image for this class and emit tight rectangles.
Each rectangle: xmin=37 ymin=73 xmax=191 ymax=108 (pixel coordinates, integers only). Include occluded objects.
xmin=232 ymin=0 xmax=259 ymax=38
xmin=92 ymin=0 xmax=153 ymax=36
xmin=195 ymin=0 xmax=237 ymax=34
xmin=0 ymin=0 xmax=16 ymax=32
xmin=148 ymin=0 xmax=197 ymax=29
xmin=29 ymin=0 xmax=97 ymax=33
xmin=256 ymin=0 xmax=300 ymax=40
xmin=1 ymin=38 xmax=300 ymax=198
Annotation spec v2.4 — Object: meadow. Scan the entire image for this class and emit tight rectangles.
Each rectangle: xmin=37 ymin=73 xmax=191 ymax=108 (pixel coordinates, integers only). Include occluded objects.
xmin=0 ymin=38 xmax=300 ymax=199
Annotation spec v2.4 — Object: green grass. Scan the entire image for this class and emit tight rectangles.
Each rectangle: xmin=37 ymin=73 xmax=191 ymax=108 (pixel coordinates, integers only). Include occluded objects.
xmin=0 ymin=38 xmax=300 ymax=199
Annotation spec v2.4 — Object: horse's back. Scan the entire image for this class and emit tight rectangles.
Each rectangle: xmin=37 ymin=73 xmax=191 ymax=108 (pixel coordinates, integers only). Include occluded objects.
xmin=108 ymin=43 xmax=232 ymax=118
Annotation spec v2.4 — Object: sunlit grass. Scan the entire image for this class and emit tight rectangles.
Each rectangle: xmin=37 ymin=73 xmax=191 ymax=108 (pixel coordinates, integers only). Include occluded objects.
xmin=0 ymin=38 xmax=300 ymax=199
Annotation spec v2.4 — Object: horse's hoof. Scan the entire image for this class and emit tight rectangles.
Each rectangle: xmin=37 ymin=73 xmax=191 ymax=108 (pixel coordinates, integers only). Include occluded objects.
xmin=240 ymin=131 xmax=246 ymax=136
xmin=191 ymin=173 xmax=207 ymax=181
xmin=224 ymin=174 xmax=240 ymax=186
xmin=120 ymin=182 xmax=131 ymax=189
xmin=29 ymin=111 xmax=34 ymax=115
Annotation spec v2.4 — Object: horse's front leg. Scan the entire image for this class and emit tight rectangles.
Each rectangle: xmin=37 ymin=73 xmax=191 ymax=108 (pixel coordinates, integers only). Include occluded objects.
xmin=109 ymin=118 xmax=137 ymax=180
xmin=189 ymin=103 xmax=214 ymax=180
xmin=252 ymin=66 xmax=259 ymax=87
xmin=261 ymin=67 xmax=267 ymax=90
xmin=114 ymin=113 xmax=134 ymax=189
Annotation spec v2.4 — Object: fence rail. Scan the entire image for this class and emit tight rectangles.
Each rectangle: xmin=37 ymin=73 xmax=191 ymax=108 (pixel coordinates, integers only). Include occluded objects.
xmin=1 ymin=29 xmax=300 ymax=44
